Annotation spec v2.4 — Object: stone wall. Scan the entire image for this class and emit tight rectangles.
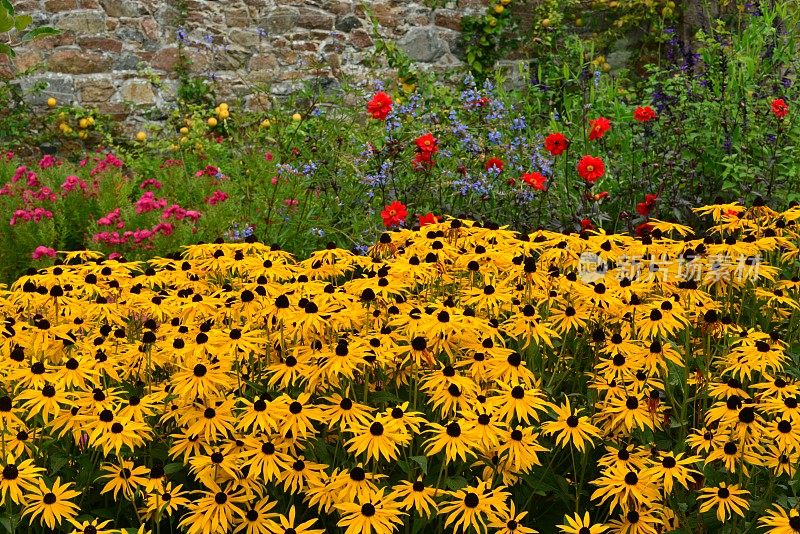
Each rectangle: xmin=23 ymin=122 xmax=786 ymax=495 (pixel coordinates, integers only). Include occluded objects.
xmin=5 ymin=0 xmax=489 ymax=121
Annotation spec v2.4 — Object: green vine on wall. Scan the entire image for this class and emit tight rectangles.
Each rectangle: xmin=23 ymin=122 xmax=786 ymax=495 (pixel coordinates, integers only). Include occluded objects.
xmin=461 ymin=0 xmax=518 ymax=80
xmin=173 ymin=0 xmax=214 ymax=108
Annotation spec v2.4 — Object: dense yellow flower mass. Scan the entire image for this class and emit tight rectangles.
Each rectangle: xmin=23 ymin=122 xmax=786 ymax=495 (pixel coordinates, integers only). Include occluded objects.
xmin=0 ymin=202 xmax=799 ymax=532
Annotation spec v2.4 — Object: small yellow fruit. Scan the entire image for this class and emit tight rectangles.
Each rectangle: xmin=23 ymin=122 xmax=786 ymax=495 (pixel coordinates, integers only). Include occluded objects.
xmin=78 ymin=131 xmax=88 ymax=140
xmin=78 ymin=118 xmax=89 ymax=129
xmin=609 ymin=1 xmax=619 ymax=7
xmin=63 ymin=126 xmax=73 ymax=134
xmin=58 ymin=123 xmax=68 ymax=132
xmin=47 ymin=97 xmax=57 ymax=108
xmin=260 ymin=119 xmax=271 ymax=128
xmin=136 ymin=131 xmax=147 ymax=141
xmin=180 ymin=126 xmax=189 ymax=135
xmin=87 ymin=116 xmax=95 ymax=126
xmin=500 ymin=0 xmax=511 ymax=4
xmin=218 ymin=109 xmax=230 ymax=120
xmin=541 ymin=18 xmax=551 ymax=28
xmin=195 ymin=142 xmax=203 ymax=151
xmin=575 ymin=18 xmax=583 ymax=27
xmin=185 ymin=119 xmax=193 ymax=126
xmin=218 ymin=102 xmax=228 ymax=111
xmin=180 ymin=136 xmax=188 ymax=144
xmin=662 ymin=6 xmax=673 ymax=16
xmin=292 ymin=113 xmax=302 ymax=121
xmin=207 ymin=117 xmax=218 ymax=127
xmin=170 ymin=144 xmax=179 ymax=151
xmin=402 ymin=82 xmax=416 ymax=94
xmin=494 ymin=4 xmax=504 ymax=14
xmin=488 ymin=17 xmax=497 ymax=27
xmin=602 ymin=62 xmax=612 ymax=72
xmin=667 ymin=0 xmax=675 ymax=7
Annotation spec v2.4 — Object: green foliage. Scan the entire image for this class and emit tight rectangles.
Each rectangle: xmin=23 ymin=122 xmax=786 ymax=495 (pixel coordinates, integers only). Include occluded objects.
xmin=0 ymin=2 xmax=60 ymax=57
xmin=461 ymin=1 xmax=518 ymax=80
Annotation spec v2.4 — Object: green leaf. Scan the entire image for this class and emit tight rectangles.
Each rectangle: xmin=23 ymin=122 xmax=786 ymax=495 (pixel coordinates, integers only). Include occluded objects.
xmin=164 ymin=462 xmax=184 ymax=475
xmin=0 ymin=42 xmax=13 ymax=57
xmin=48 ymin=452 xmax=69 ymax=474
xmin=1 ymin=0 xmax=13 ymax=16
xmin=0 ymin=15 xmax=13 ymax=33
xmin=0 ymin=517 xmax=12 ymax=534
xmin=409 ymin=455 xmax=428 ymax=475
xmin=445 ymin=476 xmax=467 ymax=490
xmin=14 ymin=14 xmax=31 ymax=31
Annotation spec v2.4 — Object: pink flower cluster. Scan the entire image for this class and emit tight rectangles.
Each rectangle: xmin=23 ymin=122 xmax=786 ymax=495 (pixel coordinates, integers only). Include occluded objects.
xmin=38 ymin=155 xmax=60 ymax=169
xmin=160 ymin=159 xmax=183 ymax=169
xmin=10 ymin=207 xmax=53 ymax=225
xmin=163 ymin=204 xmax=201 ymax=221
xmin=31 ymin=246 xmax=56 ymax=260
xmin=97 ymin=208 xmax=123 ymax=228
xmin=93 ymin=222 xmax=175 ymax=246
xmin=206 ymin=190 xmax=229 ymax=206
xmin=140 ymin=178 xmax=162 ymax=190
xmin=195 ymin=165 xmax=220 ymax=178
xmin=12 ymin=166 xmax=39 ymax=188
xmin=135 ymin=191 xmax=168 ymax=214
xmin=61 ymin=175 xmax=88 ymax=194
xmin=87 ymin=153 xmax=123 ymax=177
xmin=23 ymin=187 xmax=57 ymax=203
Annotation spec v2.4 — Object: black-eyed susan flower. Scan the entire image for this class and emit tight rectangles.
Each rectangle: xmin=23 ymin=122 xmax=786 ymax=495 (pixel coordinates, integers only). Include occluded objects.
xmin=347 ymin=415 xmax=404 ymax=462
xmin=591 ymin=466 xmax=660 ymax=513
xmin=390 ymin=478 xmax=438 ymax=518
xmin=488 ymin=501 xmax=537 ymax=533
xmin=439 ymin=481 xmax=510 ymax=534
xmin=697 ymin=482 xmax=750 ymax=523
xmin=177 ymin=483 xmax=248 ymax=534
xmin=269 ymin=505 xmax=324 ymax=534
xmin=424 ymin=420 xmax=480 ymax=463
xmin=557 ymin=511 xmax=606 ymax=534
xmin=98 ymin=460 xmax=150 ymax=499
xmin=542 ymin=397 xmax=602 ymax=453
xmin=336 ymin=488 xmax=405 ymax=534
xmin=641 ymin=451 xmax=701 ymax=494
xmin=21 ymin=477 xmax=81 ymax=529
xmin=0 ymin=454 xmax=44 ymax=505
xmin=758 ymin=505 xmax=800 ymax=534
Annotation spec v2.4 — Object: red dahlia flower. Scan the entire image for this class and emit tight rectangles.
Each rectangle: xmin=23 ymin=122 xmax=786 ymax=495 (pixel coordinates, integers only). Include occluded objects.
xmin=419 ymin=212 xmax=438 ymax=226
xmin=771 ymin=98 xmax=789 ymax=119
xmin=415 ymin=133 xmax=438 ymax=154
xmin=367 ymin=91 xmax=393 ymax=120
xmin=633 ymin=106 xmax=657 ymax=123
xmin=635 ymin=222 xmax=654 ymax=236
xmin=381 ymin=201 xmax=407 ymax=228
xmin=485 ymin=157 xmax=504 ymax=173
xmin=576 ymin=155 xmax=605 ymax=183
xmin=580 ymin=218 xmax=595 ymax=231
xmin=588 ymin=117 xmax=611 ymax=141
xmin=412 ymin=151 xmax=433 ymax=171
xmin=544 ymin=133 xmax=569 ymax=156
xmin=636 ymin=193 xmax=658 ymax=216
xmin=522 ymin=172 xmax=547 ymax=191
